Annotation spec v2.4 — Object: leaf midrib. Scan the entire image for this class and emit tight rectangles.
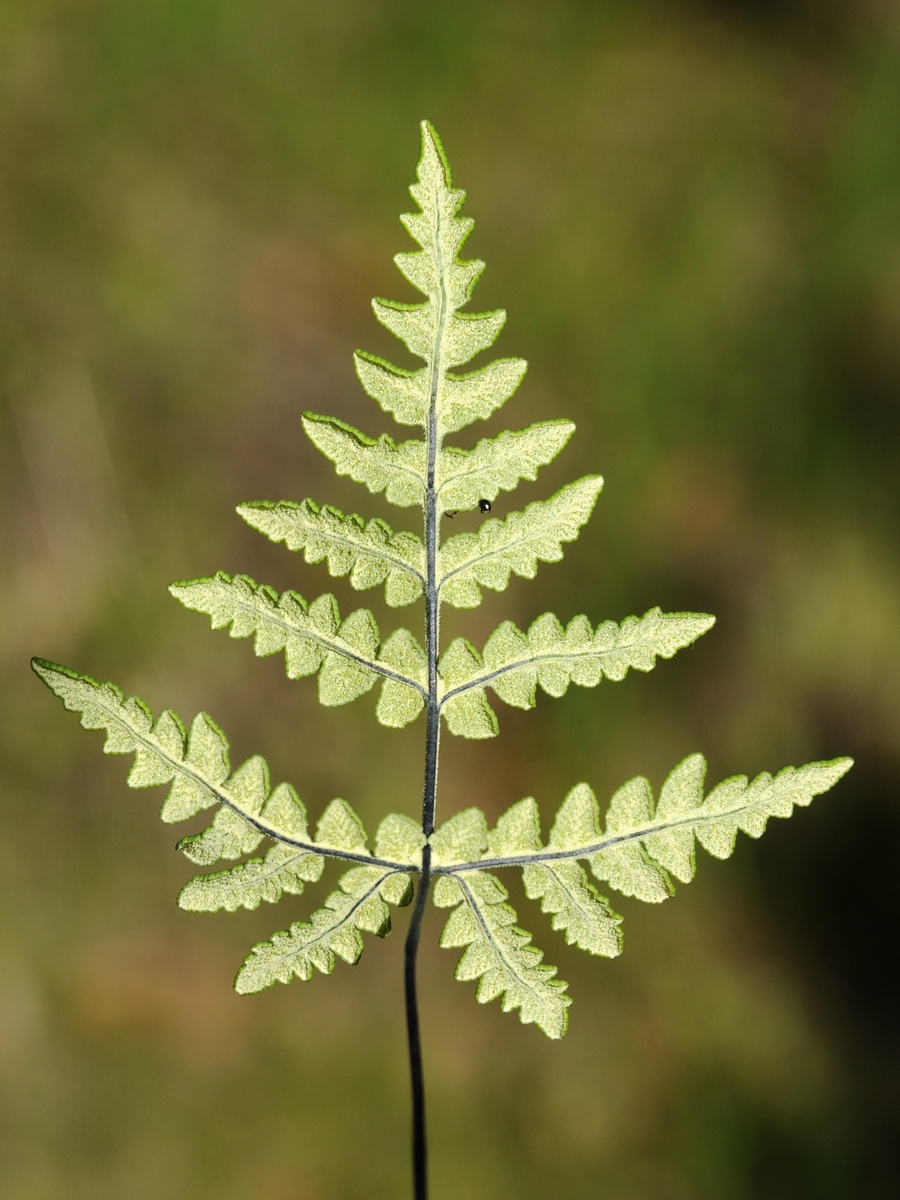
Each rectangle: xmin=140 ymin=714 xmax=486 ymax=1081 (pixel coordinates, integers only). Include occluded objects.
xmin=274 ymin=508 xmax=426 ymax=584
xmin=455 ymin=875 xmax=566 ymax=1013
xmin=211 ymin=588 xmax=428 ymax=696
xmin=439 ymin=640 xmax=646 ymax=704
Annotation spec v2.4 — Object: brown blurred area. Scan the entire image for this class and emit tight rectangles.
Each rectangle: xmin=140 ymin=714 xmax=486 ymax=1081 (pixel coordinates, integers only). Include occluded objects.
xmin=2 ymin=2 xmax=899 ymax=1197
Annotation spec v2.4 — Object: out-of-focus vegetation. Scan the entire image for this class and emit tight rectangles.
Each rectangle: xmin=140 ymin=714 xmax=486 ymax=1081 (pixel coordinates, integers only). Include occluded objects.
xmin=1 ymin=2 xmax=898 ymax=1197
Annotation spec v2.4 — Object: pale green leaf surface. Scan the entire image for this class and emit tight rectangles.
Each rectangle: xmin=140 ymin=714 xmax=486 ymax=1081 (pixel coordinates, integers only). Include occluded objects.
xmin=435 ymin=868 xmax=570 ymax=1039
xmin=487 ymin=797 xmax=542 ymax=856
xmin=438 ymin=477 xmax=604 ymax=608
xmin=234 ymin=864 xmax=411 ymax=993
xmin=316 ymin=797 xmax=370 ymax=855
xmin=439 ymin=608 xmax=715 ymax=737
xmin=438 ymin=359 xmax=528 ymax=436
xmin=374 ymin=814 xmax=425 ymax=894
xmin=430 ymin=807 xmax=489 ymax=868
xmin=237 ymin=499 xmax=424 ymax=607
xmin=176 ymin=756 xmax=268 ymax=864
xmin=178 ymin=843 xmax=324 ymax=914
xmin=375 ymin=629 xmax=427 ymax=728
xmin=486 ymin=795 xmax=624 ymax=956
xmin=437 ymin=421 xmax=575 ymax=512
xmin=588 ymin=778 xmax=674 ymax=902
xmin=372 ymin=298 xmax=506 ymax=366
xmin=301 ymin=413 xmax=425 ymax=507
xmin=169 ymin=574 xmax=426 ymax=726
xmin=437 ymin=638 xmax=500 ymax=738
xmin=353 ymin=351 xmax=430 ymax=429
xmin=441 ymin=309 xmax=508 ymax=367
xmin=178 ymin=780 xmax=309 ymax=866
xmin=522 ymin=862 xmax=623 ymax=957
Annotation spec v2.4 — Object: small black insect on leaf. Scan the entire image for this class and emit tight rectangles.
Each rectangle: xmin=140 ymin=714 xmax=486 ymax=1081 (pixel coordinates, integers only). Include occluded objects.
xmin=446 ymin=499 xmax=491 ymax=520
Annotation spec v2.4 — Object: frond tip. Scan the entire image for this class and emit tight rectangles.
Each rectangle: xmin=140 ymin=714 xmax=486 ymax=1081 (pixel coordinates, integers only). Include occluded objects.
xmin=350 ymin=119 xmax=528 ymax=435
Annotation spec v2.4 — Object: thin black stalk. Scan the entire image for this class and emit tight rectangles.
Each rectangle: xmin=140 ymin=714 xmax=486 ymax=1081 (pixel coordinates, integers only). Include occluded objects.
xmin=404 ymin=843 xmax=432 ymax=1200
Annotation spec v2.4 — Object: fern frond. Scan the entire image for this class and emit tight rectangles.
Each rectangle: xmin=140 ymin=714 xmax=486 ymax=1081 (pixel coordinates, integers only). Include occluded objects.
xmin=427 ymin=807 xmax=570 ymax=1039
xmin=436 ymin=420 xmax=575 ymax=513
xmin=169 ymin=574 xmax=427 ymax=727
xmin=301 ymin=413 xmax=425 ymax=506
xmin=438 ymin=608 xmax=715 ymax=738
xmin=178 ymin=844 xmax=325 ymax=913
xmin=30 ymin=659 xmax=413 ymax=872
xmin=356 ymin=120 xmax=527 ymax=434
xmin=437 ymin=755 xmax=853 ymax=891
xmin=237 ymin=500 xmax=424 ymax=607
xmin=235 ymin=866 xmax=409 ymax=992
xmin=426 ymin=755 xmax=851 ymax=1035
xmin=235 ymin=813 xmax=424 ymax=993
xmin=432 ymin=870 xmax=570 ymax=1039
xmin=438 ymin=476 xmax=604 ymax=608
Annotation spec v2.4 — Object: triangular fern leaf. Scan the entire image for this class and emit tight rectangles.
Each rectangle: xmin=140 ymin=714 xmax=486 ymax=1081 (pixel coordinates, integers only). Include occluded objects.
xmin=438 ymin=608 xmax=715 ymax=738
xmin=436 ymin=420 xmax=575 ymax=514
xmin=432 ymin=869 xmax=570 ymax=1039
xmin=234 ymin=863 xmax=414 ymax=993
xmin=237 ymin=500 xmax=425 ymax=608
xmin=169 ymin=574 xmax=426 ymax=726
xmin=357 ymin=120 xmax=527 ymax=435
xmin=439 ymin=476 xmax=604 ymax=608
xmin=301 ymin=413 xmax=426 ymax=507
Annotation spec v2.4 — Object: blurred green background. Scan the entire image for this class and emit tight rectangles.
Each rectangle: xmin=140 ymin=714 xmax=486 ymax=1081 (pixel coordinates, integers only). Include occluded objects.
xmin=2 ymin=2 xmax=899 ymax=1197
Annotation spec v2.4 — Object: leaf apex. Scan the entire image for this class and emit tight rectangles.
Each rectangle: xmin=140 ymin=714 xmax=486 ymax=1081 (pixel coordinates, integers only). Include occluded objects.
xmin=32 ymin=656 xmax=70 ymax=682
xmin=419 ymin=119 xmax=452 ymax=186
xmin=820 ymin=756 xmax=854 ymax=782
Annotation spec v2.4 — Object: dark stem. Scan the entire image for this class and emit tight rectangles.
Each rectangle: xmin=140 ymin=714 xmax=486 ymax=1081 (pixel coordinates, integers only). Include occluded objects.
xmin=406 ymin=489 xmax=440 ymax=1198
xmin=404 ymin=843 xmax=432 ymax=1200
